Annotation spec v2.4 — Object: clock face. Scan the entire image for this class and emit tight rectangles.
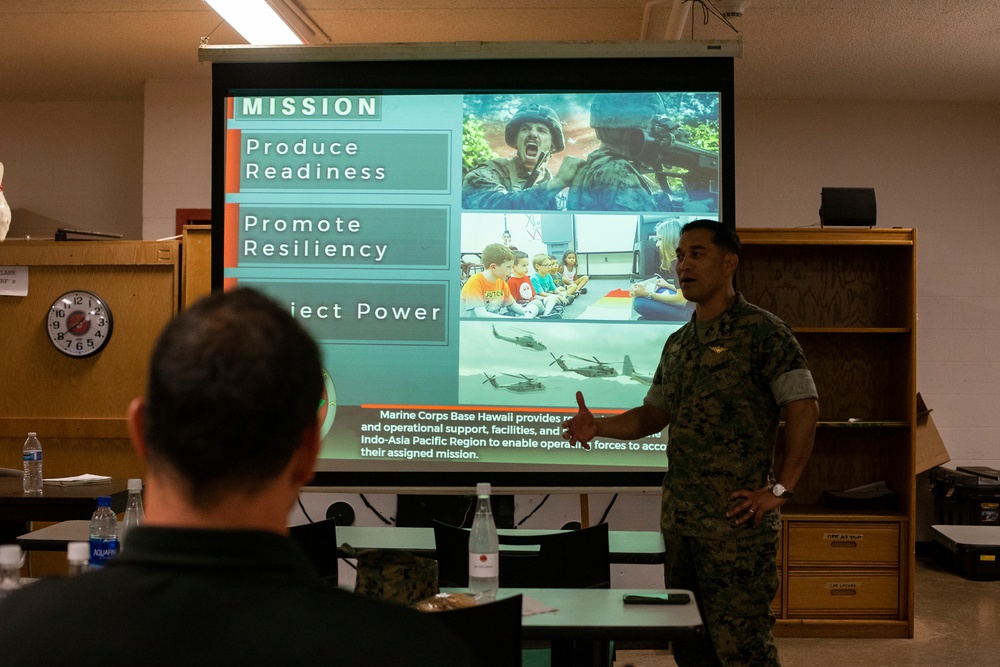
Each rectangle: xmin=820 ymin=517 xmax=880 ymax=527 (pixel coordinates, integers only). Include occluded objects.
xmin=46 ymin=290 xmax=114 ymax=358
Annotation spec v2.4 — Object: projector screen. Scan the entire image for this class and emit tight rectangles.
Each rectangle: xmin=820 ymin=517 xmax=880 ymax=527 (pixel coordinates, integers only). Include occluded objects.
xmin=206 ymin=42 xmax=736 ymax=489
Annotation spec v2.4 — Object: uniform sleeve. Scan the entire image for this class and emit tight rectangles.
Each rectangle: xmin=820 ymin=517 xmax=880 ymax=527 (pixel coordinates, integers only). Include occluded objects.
xmin=756 ymin=324 xmax=818 ymax=405
xmin=462 ymin=163 xmax=557 ymax=210
xmin=643 ymin=337 xmax=676 ymax=414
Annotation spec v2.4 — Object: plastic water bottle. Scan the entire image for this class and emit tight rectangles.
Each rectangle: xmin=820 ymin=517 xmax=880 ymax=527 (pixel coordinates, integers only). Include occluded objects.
xmin=468 ymin=482 xmax=499 ymax=601
xmin=67 ymin=541 xmax=90 ymax=576
xmin=88 ymin=496 xmax=119 ymax=569
xmin=0 ymin=544 xmax=23 ymax=602
xmin=22 ymin=432 xmax=43 ymax=495
xmin=119 ymin=478 xmax=144 ymax=551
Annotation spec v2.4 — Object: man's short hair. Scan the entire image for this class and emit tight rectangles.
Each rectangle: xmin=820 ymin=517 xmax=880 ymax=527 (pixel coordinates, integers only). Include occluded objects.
xmin=681 ymin=219 xmax=741 ymax=256
xmin=481 ymin=243 xmax=515 ymax=268
xmin=512 ymin=250 xmax=529 ymax=262
xmin=532 ymin=253 xmax=550 ymax=268
xmin=142 ymin=288 xmax=323 ymax=507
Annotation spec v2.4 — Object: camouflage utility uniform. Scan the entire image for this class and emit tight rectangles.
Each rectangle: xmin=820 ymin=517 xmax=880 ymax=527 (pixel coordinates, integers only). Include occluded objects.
xmin=644 ymin=293 xmax=817 ymax=667
xmin=566 ymin=147 xmax=667 ymax=212
xmin=462 ymin=158 xmax=560 ymax=210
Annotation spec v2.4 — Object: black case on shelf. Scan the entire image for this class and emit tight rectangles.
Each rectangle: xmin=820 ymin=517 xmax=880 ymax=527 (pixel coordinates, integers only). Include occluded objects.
xmin=929 ymin=467 xmax=1000 ymax=526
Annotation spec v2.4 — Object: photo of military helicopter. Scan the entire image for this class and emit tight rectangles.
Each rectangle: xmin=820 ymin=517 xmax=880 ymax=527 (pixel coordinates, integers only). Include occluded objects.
xmin=492 ymin=326 xmax=546 ymax=351
xmin=482 ymin=372 xmax=545 ymax=392
xmin=623 ymin=354 xmax=653 ymax=385
xmin=549 ymin=353 xmax=618 ymax=378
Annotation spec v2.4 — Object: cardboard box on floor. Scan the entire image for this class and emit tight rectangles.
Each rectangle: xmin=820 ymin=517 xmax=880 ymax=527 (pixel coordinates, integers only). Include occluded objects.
xmin=916 ymin=393 xmax=951 ymax=474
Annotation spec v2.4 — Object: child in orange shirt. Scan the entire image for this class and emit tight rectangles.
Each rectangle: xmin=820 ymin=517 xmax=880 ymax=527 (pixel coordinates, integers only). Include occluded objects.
xmin=460 ymin=243 xmax=535 ymax=318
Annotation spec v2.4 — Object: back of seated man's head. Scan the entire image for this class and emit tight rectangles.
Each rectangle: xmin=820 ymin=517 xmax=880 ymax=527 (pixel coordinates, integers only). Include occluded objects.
xmin=142 ymin=288 xmax=323 ymax=508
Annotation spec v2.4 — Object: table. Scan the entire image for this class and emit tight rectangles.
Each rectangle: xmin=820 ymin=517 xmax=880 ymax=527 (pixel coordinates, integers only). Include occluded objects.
xmin=19 ymin=522 xmax=666 ymax=564
xmin=486 ymin=587 xmax=702 ymax=667
xmin=0 ymin=479 xmax=128 ymax=522
xmin=340 ymin=526 xmax=665 ymax=564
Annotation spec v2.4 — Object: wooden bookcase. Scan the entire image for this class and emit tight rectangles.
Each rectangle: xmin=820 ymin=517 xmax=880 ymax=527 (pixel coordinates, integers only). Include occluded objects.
xmin=736 ymin=228 xmax=916 ymax=639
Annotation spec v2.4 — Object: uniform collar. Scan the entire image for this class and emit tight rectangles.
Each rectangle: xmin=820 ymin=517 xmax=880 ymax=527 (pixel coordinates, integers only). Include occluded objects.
xmin=691 ymin=292 xmax=748 ymax=344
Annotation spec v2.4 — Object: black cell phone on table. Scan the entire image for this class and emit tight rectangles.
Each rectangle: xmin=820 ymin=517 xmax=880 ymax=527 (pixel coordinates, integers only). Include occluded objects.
xmin=623 ymin=593 xmax=691 ymax=605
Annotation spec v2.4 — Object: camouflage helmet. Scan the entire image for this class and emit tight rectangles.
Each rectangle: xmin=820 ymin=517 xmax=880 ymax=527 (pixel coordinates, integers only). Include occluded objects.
xmin=588 ymin=93 xmax=664 ymax=129
xmin=504 ymin=103 xmax=566 ymax=153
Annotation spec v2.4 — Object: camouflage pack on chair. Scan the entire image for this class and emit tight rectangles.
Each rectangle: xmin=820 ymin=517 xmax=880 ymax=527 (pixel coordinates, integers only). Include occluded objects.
xmin=342 ymin=543 xmax=439 ymax=606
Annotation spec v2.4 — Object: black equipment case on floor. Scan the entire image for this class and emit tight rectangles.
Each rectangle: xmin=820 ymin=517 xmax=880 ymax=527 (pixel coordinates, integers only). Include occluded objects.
xmin=930 ymin=525 xmax=1000 ymax=581
xmin=929 ymin=467 xmax=1000 ymax=526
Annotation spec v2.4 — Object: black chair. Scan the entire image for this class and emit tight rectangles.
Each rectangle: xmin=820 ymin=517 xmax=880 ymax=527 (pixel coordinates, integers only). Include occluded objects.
xmin=433 ymin=594 xmax=523 ymax=667
xmin=0 ymin=468 xmax=30 ymax=546
xmin=288 ymin=518 xmax=338 ymax=586
xmin=434 ymin=522 xmax=613 ymax=666
xmin=433 ymin=521 xmax=611 ymax=589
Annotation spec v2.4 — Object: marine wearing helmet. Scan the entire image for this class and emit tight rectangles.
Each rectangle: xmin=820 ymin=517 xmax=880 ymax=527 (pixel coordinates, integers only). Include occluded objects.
xmin=504 ymin=103 xmax=566 ymax=156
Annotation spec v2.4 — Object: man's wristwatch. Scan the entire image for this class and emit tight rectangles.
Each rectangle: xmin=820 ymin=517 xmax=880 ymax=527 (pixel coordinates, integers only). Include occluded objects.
xmin=771 ymin=483 xmax=793 ymax=499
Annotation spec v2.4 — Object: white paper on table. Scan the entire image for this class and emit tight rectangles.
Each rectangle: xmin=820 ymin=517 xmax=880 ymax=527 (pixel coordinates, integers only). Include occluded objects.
xmin=42 ymin=474 xmax=113 ymax=486
xmin=520 ymin=595 xmax=558 ymax=617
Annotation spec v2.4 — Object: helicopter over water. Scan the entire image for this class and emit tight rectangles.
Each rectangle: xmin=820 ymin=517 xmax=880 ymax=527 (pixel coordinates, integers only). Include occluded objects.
xmin=623 ymin=354 xmax=653 ymax=385
xmin=549 ymin=353 xmax=618 ymax=378
xmin=492 ymin=326 xmax=546 ymax=351
xmin=482 ymin=372 xmax=545 ymax=392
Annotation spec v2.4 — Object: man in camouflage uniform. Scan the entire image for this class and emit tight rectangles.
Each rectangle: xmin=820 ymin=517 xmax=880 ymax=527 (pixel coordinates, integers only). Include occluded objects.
xmin=567 ymin=92 xmax=675 ymax=212
xmin=562 ymin=220 xmax=819 ymax=666
xmin=462 ymin=102 xmax=583 ymax=210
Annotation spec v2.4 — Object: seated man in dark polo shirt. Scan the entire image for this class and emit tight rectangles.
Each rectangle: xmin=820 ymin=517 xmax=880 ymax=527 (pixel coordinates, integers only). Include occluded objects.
xmin=0 ymin=288 xmax=472 ymax=667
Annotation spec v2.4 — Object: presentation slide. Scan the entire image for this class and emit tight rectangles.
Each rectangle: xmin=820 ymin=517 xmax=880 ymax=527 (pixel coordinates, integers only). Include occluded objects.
xmin=220 ymin=91 xmax=722 ymax=476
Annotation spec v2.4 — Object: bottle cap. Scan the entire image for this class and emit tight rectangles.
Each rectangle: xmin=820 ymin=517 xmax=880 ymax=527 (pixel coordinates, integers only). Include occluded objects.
xmin=128 ymin=478 xmax=143 ymax=491
xmin=97 ymin=496 xmax=112 ymax=507
xmin=476 ymin=482 xmax=491 ymax=496
xmin=67 ymin=542 xmax=90 ymax=563
xmin=0 ymin=544 xmax=22 ymax=566
xmin=27 ymin=432 xmax=36 ymax=437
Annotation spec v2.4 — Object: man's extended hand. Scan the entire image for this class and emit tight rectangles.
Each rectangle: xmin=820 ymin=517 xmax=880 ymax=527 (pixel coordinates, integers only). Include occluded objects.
xmin=561 ymin=391 xmax=596 ymax=450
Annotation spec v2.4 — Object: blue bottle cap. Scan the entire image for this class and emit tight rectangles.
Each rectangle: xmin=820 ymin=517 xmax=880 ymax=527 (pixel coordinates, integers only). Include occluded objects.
xmin=97 ymin=496 xmax=112 ymax=507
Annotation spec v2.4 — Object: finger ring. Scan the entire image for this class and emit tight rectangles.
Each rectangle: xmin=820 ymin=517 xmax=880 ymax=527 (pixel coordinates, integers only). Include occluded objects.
xmin=748 ymin=508 xmax=756 ymax=514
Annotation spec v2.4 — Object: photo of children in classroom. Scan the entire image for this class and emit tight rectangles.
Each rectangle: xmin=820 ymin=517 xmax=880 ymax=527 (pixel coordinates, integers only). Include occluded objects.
xmin=459 ymin=212 xmax=711 ymax=323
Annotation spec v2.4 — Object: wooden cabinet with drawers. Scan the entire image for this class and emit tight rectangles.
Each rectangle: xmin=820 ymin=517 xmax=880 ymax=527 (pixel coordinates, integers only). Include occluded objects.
xmin=737 ymin=228 xmax=916 ymax=638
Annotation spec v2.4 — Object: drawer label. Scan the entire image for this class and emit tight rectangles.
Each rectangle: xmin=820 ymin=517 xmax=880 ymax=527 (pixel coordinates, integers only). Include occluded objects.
xmin=981 ymin=555 xmax=996 ymax=562
xmin=824 ymin=533 xmax=864 ymax=541
xmin=825 ymin=582 xmax=860 ymax=590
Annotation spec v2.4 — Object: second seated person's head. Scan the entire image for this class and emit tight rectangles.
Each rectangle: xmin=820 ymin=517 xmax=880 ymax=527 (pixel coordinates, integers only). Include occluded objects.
xmin=139 ymin=288 xmax=324 ymax=508
xmin=512 ymin=251 xmax=531 ymax=277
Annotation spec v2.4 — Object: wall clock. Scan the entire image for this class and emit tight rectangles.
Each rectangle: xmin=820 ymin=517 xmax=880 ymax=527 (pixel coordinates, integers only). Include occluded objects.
xmin=46 ymin=290 xmax=114 ymax=358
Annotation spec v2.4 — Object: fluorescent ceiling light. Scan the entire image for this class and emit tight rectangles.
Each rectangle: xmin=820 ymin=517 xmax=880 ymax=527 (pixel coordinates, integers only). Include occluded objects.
xmin=205 ymin=0 xmax=304 ymax=45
